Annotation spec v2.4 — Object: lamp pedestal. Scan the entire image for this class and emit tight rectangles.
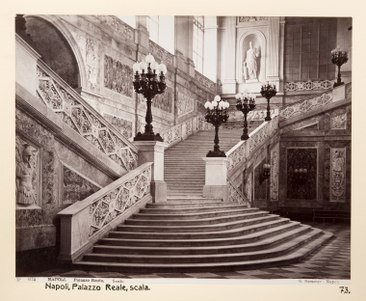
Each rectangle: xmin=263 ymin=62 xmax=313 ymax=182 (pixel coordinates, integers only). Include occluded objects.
xmin=135 ymin=141 xmax=168 ymax=203
xmin=202 ymin=157 xmax=229 ymax=202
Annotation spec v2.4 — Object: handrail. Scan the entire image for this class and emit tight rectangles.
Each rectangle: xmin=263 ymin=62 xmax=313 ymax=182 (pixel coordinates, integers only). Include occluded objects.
xmin=59 ymin=161 xmax=152 ymax=239
xmin=279 ymin=90 xmax=333 ymax=121
xmin=36 ymin=60 xmax=138 ymax=172
xmin=228 ymin=179 xmax=251 ymax=207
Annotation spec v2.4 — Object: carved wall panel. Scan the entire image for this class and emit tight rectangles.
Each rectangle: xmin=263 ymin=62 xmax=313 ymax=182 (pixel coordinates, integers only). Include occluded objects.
xmin=104 ymin=113 xmax=133 ymax=139
xmin=270 ymin=144 xmax=279 ymax=202
xmin=138 ymin=86 xmax=173 ymax=113
xmin=85 ymin=38 xmax=98 ymax=89
xmin=286 ymin=148 xmax=317 ymax=200
xmin=329 ymin=147 xmax=346 ymax=202
xmin=16 ymin=136 xmax=40 ymax=207
xmin=97 ymin=16 xmax=135 ymax=42
xmin=245 ymin=171 xmax=253 ymax=204
xmin=104 ymin=55 xmax=133 ymax=97
xmin=177 ymin=91 xmax=195 ymax=117
xmin=330 ymin=112 xmax=347 ymax=130
xmin=63 ymin=166 xmax=100 ymax=205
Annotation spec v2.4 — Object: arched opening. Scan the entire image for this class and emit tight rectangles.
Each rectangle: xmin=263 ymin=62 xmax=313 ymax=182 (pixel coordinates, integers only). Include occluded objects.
xmin=16 ymin=15 xmax=81 ymax=90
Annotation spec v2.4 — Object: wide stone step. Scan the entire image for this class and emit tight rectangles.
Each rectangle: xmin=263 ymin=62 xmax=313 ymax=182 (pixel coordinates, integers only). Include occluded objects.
xmin=134 ymin=208 xmax=259 ymax=220
xmin=115 ymin=215 xmax=282 ymax=233
xmin=102 ymin=219 xmax=301 ymax=247
xmin=81 ymin=228 xmax=325 ymax=264
xmin=140 ymin=204 xmax=252 ymax=214
xmin=91 ymin=224 xmax=308 ymax=255
xmin=75 ymin=231 xmax=333 ymax=272
xmin=125 ymin=212 xmax=269 ymax=226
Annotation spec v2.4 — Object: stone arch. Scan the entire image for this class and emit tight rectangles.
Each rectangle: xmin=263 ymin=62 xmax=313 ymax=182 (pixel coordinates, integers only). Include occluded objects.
xmin=22 ymin=15 xmax=87 ymax=90
xmin=236 ymin=30 xmax=267 ymax=85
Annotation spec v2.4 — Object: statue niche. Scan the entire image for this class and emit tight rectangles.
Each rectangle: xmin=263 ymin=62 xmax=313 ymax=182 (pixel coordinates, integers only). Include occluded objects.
xmin=242 ymin=38 xmax=261 ymax=83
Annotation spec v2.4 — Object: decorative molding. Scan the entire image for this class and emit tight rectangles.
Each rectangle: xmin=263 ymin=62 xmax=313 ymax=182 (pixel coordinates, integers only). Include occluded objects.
xmin=103 ymin=113 xmax=133 ymax=139
xmin=285 ymin=80 xmax=334 ymax=92
xmin=330 ymin=112 xmax=347 ymax=130
xmin=63 ymin=165 xmax=100 ymax=205
xmin=238 ymin=17 xmax=269 ymax=23
xmin=270 ymin=144 xmax=279 ymax=202
xmin=104 ymin=55 xmax=133 ymax=97
xmin=330 ymin=147 xmax=346 ymax=202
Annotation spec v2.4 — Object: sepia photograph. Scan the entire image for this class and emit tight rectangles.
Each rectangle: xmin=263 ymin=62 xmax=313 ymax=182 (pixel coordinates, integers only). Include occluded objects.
xmin=15 ymin=14 xmax=352 ymax=281
xmin=3 ymin=0 xmax=366 ymax=300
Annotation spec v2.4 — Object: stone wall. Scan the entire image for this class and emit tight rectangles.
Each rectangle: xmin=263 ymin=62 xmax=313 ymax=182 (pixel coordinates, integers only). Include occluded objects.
xmin=278 ymin=97 xmax=351 ymax=211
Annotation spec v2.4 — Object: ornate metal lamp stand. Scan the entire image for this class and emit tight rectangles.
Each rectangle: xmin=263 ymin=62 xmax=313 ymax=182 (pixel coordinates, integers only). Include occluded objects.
xmin=331 ymin=48 xmax=348 ymax=87
xmin=260 ymin=83 xmax=277 ymax=121
xmin=133 ymin=54 xmax=167 ymax=141
xmin=235 ymin=91 xmax=256 ymax=140
xmin=204 ymin=96 xmax=230 ymax=157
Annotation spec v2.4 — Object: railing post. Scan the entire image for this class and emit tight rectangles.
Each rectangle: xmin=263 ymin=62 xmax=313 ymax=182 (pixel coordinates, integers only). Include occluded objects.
xmin=202 ymin=157 xmax=229 ymax=202
xmin=135 ymin=141 xmax=168 ymax=202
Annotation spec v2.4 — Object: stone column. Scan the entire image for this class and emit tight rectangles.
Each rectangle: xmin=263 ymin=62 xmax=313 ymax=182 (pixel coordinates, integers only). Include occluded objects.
xmin=202 ymin=157 xmax=229 ymax=201
xmin=267 ymin=17 xmax=281 ymax=88
xmin=175 ymin=16 xmax=195 ymax=76
xmin=135 ymin=141 xmax=168 ymax=203
xmin=218 ymin=17 xmax=237 ymax=94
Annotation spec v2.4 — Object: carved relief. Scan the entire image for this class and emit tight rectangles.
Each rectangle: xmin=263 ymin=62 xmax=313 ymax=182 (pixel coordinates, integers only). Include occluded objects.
xmin=16 ymin=137 xmax=39 ymax=206
xmin=270 ymin=145 xmax=279 ymax=202
xmin=85 ymin=38 xmax=98 ymax=89
xmin=330 ymin=113 xmax=347 ymax=130
xmin=104 ymin=55 xmax=133 ymax=97
xmin=245 ymin=172 xmax=252 ymax=204
xmin=63 ymin=166 xmax=100 ymax=204
xmin=177 ymin=91 xmax=195 ymax=116
xmin=104 ymin=114 xmax=133 ymax=139
xmin=238 ymin=17 xmax=269 ymax=23
xmin=330 ymin=148 xmax=346 ymax=202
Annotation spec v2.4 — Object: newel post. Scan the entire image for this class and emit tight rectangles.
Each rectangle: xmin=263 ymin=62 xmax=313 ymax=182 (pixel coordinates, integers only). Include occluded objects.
xmin=134 ymin=141 xmax=168 ymax=203
xmin=202 ymin=157 xmax=229 ymax=202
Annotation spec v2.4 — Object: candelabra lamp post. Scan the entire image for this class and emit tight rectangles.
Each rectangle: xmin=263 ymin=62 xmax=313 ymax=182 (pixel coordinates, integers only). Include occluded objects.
xmin=235 ymin=91 xmax=256 ymax=140
xmin=260 ymin=83 xmax=277 ymax=121
xmin=331 ymin=48 xmax=348 ymax=87
xmin=204 ymin=96 xmax=230 ymax=157
xmin=132 ymin=54 xmax=167 ymax=141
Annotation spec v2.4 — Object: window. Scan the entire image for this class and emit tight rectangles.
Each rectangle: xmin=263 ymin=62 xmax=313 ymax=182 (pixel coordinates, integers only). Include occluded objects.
xmin=147 ymin=16 xmax=174 ymax=54
xmin=193 ymin=16 xmax=204 ymax=73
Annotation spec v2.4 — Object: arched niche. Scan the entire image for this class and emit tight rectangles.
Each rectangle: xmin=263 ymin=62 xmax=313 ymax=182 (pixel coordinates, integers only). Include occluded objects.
xmin=20 ymin=15 xmax=86 ymax=90
xmin=236 ymin=31 xmax=266 ymax=85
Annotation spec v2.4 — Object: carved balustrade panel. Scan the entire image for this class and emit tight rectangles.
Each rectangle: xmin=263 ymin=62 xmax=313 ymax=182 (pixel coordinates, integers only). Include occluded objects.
xmin=228 ymin=180 xmax=250 ymax=207
xmin=279 ymin=92 xmax=333 ymax=121
xmin=285 ymin=80 xmax=334 ymax=92
xmin=36 ymin=65 xmax=137 ymax=171
xmin=89 ymin=164 xmax=151 ymax=236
